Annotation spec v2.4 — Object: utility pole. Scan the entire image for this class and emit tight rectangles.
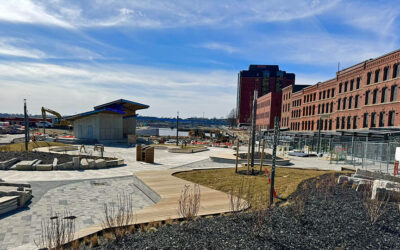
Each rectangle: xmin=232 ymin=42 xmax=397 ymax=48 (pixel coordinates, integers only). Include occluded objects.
xmin=250 ymin=90 xmax=258 ymax=175
xmin=176 ymin=112 xmax=179 ymax=146
xmin=24 ymin=99 xmax=29 ymax=151
xmin=270 ymin=116 xmax=279 ymax=205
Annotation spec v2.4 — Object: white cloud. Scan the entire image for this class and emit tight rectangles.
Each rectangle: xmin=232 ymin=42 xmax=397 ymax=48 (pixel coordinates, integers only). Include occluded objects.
xmin=198 ymin=42 xmax=238 ymax=54
xmin=0 ymin=0 xmax=340 ymax=29
xmin=0 ymin=62 xmax=237 ymax=118
xmin=0 ymin=39 xmax=46 ymax=59
xmin=0 ymin=0 xmax=72 ymax=28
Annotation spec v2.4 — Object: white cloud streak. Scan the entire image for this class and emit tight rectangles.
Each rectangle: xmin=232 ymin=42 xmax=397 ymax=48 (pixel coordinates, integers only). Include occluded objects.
xmin=0 ymin=62 xmax=236 ymax=118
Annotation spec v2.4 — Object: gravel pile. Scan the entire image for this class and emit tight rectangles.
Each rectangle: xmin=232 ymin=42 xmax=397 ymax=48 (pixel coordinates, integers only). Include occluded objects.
xmin=96 ymin=175 xmax=400 ymax=249
xmin=0 ymin=152 xmax=103 ymax=164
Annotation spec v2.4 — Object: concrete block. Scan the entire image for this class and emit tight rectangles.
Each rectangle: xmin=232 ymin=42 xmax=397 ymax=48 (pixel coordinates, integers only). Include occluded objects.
xmin=73 ymin=157 xmax=80 ymax=169
xmin=36 ymin=164 xmax=53 ymax=171
xmin=0 ymin=158 xmax=19 ymax=170
xmin=94 ymin=159 xmax=106 ymax=169
xmin=10 ymin=160 xmax=39 ymax=171
xmin=52 ymin=158 xmax=58 ymax=168
xmin=54 ymin=161 xmax=73 ymax=170
xmin=80 ymin=159 xmax=95 ymax=169
xmin=354 ymin=169 xmax=400 ymax=183
xmin=106 ymin=159 xmax=119 ymax=167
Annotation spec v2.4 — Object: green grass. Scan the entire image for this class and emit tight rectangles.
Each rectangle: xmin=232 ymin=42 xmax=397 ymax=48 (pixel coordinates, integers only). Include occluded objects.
xmin=174 ymin=166 xmax=349 ymax=208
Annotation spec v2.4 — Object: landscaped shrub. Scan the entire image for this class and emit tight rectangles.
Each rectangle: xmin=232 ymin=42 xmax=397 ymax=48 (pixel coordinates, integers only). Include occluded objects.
xmin=177 ymin=184 xmax=201 ymax=220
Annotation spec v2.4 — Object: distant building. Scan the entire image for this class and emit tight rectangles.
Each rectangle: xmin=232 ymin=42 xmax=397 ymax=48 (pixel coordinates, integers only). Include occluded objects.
xmin=66 ymin=99 xmax=149 ymax=142
xmin=255 ymin=92 xmax=282 ymax=130
xmin=236 ymin=65 xmax=295 ymax=126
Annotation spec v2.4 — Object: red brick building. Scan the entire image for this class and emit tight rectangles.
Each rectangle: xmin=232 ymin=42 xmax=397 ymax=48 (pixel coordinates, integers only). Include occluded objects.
xmin=256 ymin=92 xmax=282 ymax=130
xmin=284 ymin=49 xmax=400 ymax=131
xmin=236 ymin=65 xmax=295 ymax=126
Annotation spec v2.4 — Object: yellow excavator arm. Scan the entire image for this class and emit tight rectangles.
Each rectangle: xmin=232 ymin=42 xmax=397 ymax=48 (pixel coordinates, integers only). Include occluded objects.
xmin=41 ymin=107 xmax=71 ymax=127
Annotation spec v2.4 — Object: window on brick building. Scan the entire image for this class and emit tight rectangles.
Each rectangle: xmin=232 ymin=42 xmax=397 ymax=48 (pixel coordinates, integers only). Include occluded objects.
xmin=324 ymin=119 xmax=328 ymax=130
xmin=388 ymin=111 xmax=395 ymax=126
xmin=321 ymin=103 xmax=325 ymax=114
xmin=318 ymin=104 xmax=320 ymax=114
xmin=384 ymin=66 xmax=390 ymax=81
xmin=347 ymin=116 xmax=351 ymax=129
xmin=371 ymin=112 xmax=376 ymax=127
xmin=379 ymin=112 xmax=385 ymax=127
xmin=367 ymin=72 xmax=372 ymax=85
xmin=355 ymin=95 xmax=359 ymax=108
xmin=332 ymin=88 xmax=335 ymax=97
xmin=375 ymin=69 xmax=380 ymax=83
xmin=353 ymin=116 xmax=357 ymax=129
xmin=312 ymin=105 xmax=315 ymax=115
xmin=325 ymin=103 xmax=329 ymax=113
xmin=356 ymin=77 xmax=361 ymax=89
xmin=348 ymin=96 xmax=353 ymax=109
xmin=339 ymin=83 xmax=342 ymax=93
xmin=381 ymin=87 xmax=388 ymax=103
xmin=363 ymin=113 xmax=369 ymax=128
xmin=327 ymin=89 xmax=330 ymax=98
xmin=319 ymin=92 xmax=322 ymax=100
xmin=329 ymin=119 xmax=332 ymax=130
xmin=350 ymin=79 xmax=354 ymax=91
xmin=336 ymin=117 xmax=340 ymax=129
xmin=311 ymin=120 xmax=314 ymax=130
xmin=393 ymin=64 xmax=399 ymax=78
xmin=343 ymin=97 xmax=347 ymax=110
xmin=372 ymin=89 xmax=378 ymax=104
xmin=391 ymin=85 xmax=398 ymax=102
xmin=330 ymin=102 xmax=333 ymax=113
xmin=365 ymin=91 xmax=370 ymax=105
xmin=341 ymin=116 xmax=345 ymax=129
xmin=344 ymin=81 xmax=348 ymax=92
xmin=323 ymin=90 xmax=326 ymax=99
xmin=337 ymin=98 xmax=341 ymax=110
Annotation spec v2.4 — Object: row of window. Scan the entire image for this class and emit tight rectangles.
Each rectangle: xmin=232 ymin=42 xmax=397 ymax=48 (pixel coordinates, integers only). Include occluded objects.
xmin=282 ymin=103 xmax=290 ymax=112
xmin=318 ymin=88 xmax=335 ymax=100
xmin=292 ymin=99 xmax=302 ymax=107
xmin=337 ymin=95 xmax=359 ymax=110
xmin=291 ymin=109 xmax=301 ymax=118
xmin=290 ymin=111 xmax=396 ymax=131
xmin=282 ymin=117 xmax=289 ymax=127
xmin=366 ymin=64 xmax=400 ymax=85
xmin=258 ymin=100 xmax=271 ymax=108
xmin=283 ymin=92 xmax=291 ymax=101
xmin=338 ymin=77 xmax=361 ymax=94
xmin=365 ymin=85 xmax=397 ymax=105
xmin=362 ymin=111 xmax=395 ymax=128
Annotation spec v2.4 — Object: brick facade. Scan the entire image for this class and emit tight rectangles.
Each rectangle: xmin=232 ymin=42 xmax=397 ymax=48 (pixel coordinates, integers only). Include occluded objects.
xmin=284 ymin=49 xmax=400 ymax=131
xmin=256 ymin=92 xmax=282 ymax=130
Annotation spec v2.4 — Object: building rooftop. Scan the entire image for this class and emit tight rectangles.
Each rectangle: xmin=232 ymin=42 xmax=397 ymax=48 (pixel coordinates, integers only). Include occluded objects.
xmin=66 ymin=99 xmax=149 ymax=121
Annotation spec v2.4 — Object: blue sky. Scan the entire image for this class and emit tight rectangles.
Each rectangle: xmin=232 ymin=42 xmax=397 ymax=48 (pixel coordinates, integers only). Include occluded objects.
xmin=0 ymin=0 xmax=399 ymax=118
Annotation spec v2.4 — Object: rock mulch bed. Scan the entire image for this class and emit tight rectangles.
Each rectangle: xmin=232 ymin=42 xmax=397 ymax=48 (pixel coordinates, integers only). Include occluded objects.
xmin=94 ymin=175 xmax=400 ymax=249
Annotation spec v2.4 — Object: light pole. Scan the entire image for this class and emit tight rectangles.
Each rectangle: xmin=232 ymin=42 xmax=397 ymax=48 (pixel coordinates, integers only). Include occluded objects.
xmin=24 ymin=99 xmax=29 ymax=151
xmin=250 ymin=90 xmax=258 ymax=175
xmin=176 ymin=112 xmax=179 ymax=146
xmin=270 ymin=116 xmax=279 ymax=205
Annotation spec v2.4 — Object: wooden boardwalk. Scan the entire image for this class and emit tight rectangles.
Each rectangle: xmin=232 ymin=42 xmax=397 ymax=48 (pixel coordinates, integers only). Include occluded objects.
xmin=74 ymin=169 xmax=241 ymax=239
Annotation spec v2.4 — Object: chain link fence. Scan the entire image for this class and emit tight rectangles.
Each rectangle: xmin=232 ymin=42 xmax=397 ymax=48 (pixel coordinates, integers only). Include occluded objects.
xmin=330 ymin=141 xmax=400 ymax=173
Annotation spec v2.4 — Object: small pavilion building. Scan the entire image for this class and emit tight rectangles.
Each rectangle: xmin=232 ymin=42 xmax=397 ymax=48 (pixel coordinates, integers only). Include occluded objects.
xmin=66 ymin=99 xmax=149 ymax=142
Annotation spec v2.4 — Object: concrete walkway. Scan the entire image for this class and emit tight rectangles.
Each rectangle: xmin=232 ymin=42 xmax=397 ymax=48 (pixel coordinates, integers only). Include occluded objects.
xmin=74 ymin=168 xmax=243 ymax=240
xmin=1 ymin=176 xmax=155 ymax=250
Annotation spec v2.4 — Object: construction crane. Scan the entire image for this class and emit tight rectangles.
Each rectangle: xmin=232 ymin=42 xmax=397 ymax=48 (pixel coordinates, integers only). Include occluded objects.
xmin=41 ymin=107 xmax=71 ymax=130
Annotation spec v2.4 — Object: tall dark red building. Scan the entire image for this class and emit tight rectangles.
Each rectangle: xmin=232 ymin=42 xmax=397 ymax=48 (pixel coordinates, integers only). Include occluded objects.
xmin=236 ymin=65 xmax=295 ymax=125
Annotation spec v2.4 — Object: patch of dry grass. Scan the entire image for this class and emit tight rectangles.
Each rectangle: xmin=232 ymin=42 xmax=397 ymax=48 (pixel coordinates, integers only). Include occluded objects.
xmin=174 ymin=166 xmax=347 ymax=208
xmin=0 ymin=141 xmax=66 ymax=152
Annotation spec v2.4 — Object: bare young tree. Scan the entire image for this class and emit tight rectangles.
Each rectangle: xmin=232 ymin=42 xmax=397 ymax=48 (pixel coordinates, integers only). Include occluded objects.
xmin=363 ymin=184 xmax=390 ymax=225
xmin=102 ymin=193 xmax=135 ymax=242
xmin=227 ymin=108 xmax=237 ymax=128
xmin=177 ymin=184 xmax=201 ymax=220
xmin=35 ymin=210 xmax=76 ymax=250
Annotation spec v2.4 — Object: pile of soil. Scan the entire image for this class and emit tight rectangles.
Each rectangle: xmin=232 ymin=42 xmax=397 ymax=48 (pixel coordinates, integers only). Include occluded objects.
xmin=0 ymin=152 xmax=105 ymax=164
xmin=96 ymin=175 xmax=400 ymax=249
